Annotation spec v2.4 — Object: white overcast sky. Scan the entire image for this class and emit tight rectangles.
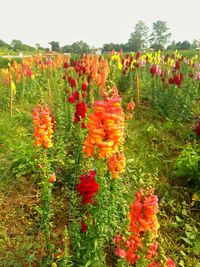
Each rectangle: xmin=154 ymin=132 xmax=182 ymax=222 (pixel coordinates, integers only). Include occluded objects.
xmin=0 ymin=0 xmax=200 ymax=48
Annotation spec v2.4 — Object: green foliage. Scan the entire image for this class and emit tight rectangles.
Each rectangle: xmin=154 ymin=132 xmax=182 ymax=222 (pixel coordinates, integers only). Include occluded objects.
xmin=149 ymin=74 xmax=199 ymax=121
xmin=116 ymin=71 xmax=134 ymax=93
xmin=175 ymin=142 xmax=200 ymax=190
xmin=69 ymin=168 xmax=129 ymax=266
xmin=10 ymin=142 xmax=37 ymax=178
xmin=159 ymin=185 xmax=200 ymax=267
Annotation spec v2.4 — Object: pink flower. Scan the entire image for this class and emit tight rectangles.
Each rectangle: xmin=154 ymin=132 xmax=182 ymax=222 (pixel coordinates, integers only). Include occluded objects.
xmin=150 ymin=64 xmax=162 ymax=76
xmin=114 ymin=234 xmax=122 ymax=245
xmin=194 ymin=72 xmax=200 ymax=80
xmin=166 ymin=258 xmax=176 ymax=267
xmin=115 ymin=247 xmax=126 ymax=258
xmin=148 ymin=261 xmax=161 ymax=267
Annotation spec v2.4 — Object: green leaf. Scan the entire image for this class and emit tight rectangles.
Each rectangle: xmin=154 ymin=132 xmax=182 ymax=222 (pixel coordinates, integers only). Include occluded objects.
xmin=85 ymin=260 xmax=92 ymax=267
xmin=176 ymin=215 xmax=182 ymax=222
xmin=180 ymin=250 xmax=187 ymax=257
xmin=181 ymin=237 xmax=193 ymax=246
xmin=94 ymin=239 xmax=98 ymax=250
xmin=91 ymin=263 xmax=106 ymax=267
xmin=179 ymin=260 xmax=185 ymax=267
xmin=182 ymin=209 xmax=187 ymax=216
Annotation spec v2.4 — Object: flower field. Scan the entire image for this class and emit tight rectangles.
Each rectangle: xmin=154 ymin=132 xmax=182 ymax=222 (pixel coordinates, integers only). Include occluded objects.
xmin=0 ymin=50 xmax=199 ymax=267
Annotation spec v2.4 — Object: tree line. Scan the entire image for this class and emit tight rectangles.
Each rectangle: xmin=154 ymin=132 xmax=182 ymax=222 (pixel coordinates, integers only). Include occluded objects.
xmin=102 ymin=20 xmax=199 ymax=52
xmin=0 ymin=20 xmax=199 ymax=55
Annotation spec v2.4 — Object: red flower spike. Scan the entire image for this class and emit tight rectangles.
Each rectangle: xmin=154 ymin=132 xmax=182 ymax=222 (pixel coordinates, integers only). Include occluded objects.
xmin=194 ymin=121 xmax=200 ymax=137
xmin=64 ymin=62 xmax=69 ymax=69
xmin=82 ymin=83 xmax=87 ymax=91
xmin=74 ymin=101 xmax=87 ymax=123
xmin=136 ymin=51 xmax=141 ymax=59
xmin=77 ymin=170 xmax=99 ymax=204
xmin=68 ymin=95 xmax=76 ymax=104
xmin=80 ymin=220 xmax=88 ymax=233
xmin=173 ymin=73 xmax=183 ymax=87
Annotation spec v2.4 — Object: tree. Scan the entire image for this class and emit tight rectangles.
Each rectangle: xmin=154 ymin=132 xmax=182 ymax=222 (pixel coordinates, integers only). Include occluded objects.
xmin=0 ymin=39 xmax=11 ymax=49
xmin=149 ymin=20 xmax=171 ymax=49
xmin=49 ymin=41 xmax=60 ymax=52
xmin=63 ymin=41 xmax=91 ymax=55
xmin=71 ymin=41 xmax=90 ymax=54
xmin=11 ymin=39 xmax=36 ymax=52
xmin=11 ymin=39 xmax=24 ymax=51
xmin=191 ymin=39 xmax=200 ymax=49
xmin=35 ymin=43 xmax=45 ymax=50
xmin=102 ymin=43 xmax=121 ymax=53
xmin=167 ymin=40 xmax=176 ymax=50
xmin=128 ymin=20 xmax=149 ymax=51
xmin=167 ymin=40 xmax=191 ymax=51
xmin=179 ymin=41 xmax=191 ymax=50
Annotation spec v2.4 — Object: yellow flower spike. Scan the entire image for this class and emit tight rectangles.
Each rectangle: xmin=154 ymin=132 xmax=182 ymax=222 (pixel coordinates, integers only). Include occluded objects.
xmin=11 ymin=81 xmax=16 ymax=95
xmin=117 ymin=61 xmax=123 ymax=70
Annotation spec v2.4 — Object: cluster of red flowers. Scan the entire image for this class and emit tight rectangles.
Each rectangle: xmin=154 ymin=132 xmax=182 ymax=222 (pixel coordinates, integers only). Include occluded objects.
xmin=32 ymin=104 xmax=54 ymax=148
xmin=121 ymin=54 xmax=135 ymax=74
xmin=77 ymin=170 xmax=99 ymax=204
xmin=65 ymin=75 xmax=87 ymax=125
xmin=63 ymin=55 xmax=109 ymax=97
xmin=74 ymin=101 xmax=87 ymax=123
xmin=77 ymin=171 xmax=99 ymax=233
xmin=174 ymin=60 xmax=181 ymax=71
xmin=168 ymin=73 xmax=183 ymax=87
xmin=150 ymin=64 xmax=162 ymax=77
xmin=68 ymin=76 xmax=77 ymax=88
xmin=68 ymin=91 xmax=79 ymax=104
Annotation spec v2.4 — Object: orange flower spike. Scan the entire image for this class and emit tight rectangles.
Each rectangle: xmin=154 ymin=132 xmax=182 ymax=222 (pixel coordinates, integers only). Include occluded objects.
xmin=83 ymin=88 xmax=125 ymax=158
xmin=126 ymin=100 xmax=135 ymax=111
xmin=107 ymin=151 xmax=126 ymax=178
xmin=32 ymin=104 xmax=54 ymax=149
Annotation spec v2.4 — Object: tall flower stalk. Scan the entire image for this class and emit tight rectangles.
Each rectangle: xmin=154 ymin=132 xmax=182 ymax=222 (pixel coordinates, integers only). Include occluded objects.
xmin=32 ymin=103 xmax=55 ymax=251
